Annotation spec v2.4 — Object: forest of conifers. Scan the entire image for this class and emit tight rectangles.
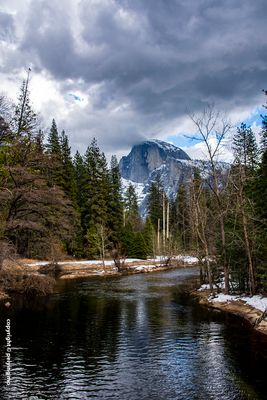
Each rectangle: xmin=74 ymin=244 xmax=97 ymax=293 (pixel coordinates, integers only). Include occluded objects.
xmin=0 ymin=79 xmax=266 ymax=295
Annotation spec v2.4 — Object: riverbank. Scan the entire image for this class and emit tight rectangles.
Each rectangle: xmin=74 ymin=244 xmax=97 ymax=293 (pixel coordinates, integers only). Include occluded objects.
xmin=23 ymin=255 xmax=199 ymax=279
xmin=193 ymin=288 xmax=267 ymax=336
xmin=0 ymin=255 xmax=199 ymax=301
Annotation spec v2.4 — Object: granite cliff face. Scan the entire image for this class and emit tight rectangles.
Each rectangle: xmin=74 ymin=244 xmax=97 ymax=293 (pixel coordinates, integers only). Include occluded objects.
xmin=119 ymin=139 xmax=190 ymax=183
xmin=119 ymin=139 xmax=228 ymax=215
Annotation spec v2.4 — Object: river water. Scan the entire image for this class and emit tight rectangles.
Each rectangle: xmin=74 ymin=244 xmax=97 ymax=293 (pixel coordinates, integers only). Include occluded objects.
xmin=0 ymin=268 xmax=267 ymax=400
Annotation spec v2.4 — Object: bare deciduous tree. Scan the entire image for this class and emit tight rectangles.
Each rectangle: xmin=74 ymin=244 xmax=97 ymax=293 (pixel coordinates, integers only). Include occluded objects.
xmin=188 ymin=104 xmax=231 ymax=293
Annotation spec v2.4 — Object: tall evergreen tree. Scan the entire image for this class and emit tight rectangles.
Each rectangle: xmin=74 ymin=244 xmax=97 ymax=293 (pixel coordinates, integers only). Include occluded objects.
xmin=46 ymin=119 xmax=61 ymax=156
xmin=120 ymin=222 xmax=147 ymax=259
xmin=83 ymin=139 xmax=110 ymax=256
xmin=84 ymin=138 xmax=109 ymax=225
xmin=46 ymin=119 xmax=64 ymax=188
xmin=108 ymin=155 xmax=123 ymax=243
xmin=253 ymin=91 xmax=267 ymax=290
xmin=73 ymin=150 xmax=86 ymax=212
xmin=147 ymin=175 xmax=163 ymax=229
xmin=124 ymin=183 xmax=140 ymax=229
xmin=233 ymin=123 xmax=258 ymax=171
xmin=34 ymin=130 xmax=45 ymax=154
xmin=229 ymin=124 xmax=260 ymax=294
xmin=171 ymin=184 xmax=190 ymax=250
xmin=143 ymin=217 xmax=155 ymax=256
xmin=60 ymin=130 xmax=76 ymax=202
xmin=257 ymin=91 xmax=267 ymax=220
xmin=12 ymin=70 xmax=37 ymax=137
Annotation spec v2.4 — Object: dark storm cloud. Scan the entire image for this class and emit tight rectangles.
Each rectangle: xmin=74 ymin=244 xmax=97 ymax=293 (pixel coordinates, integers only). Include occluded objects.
xmin=9 ymin=0 xmax=267 ymax=153
xmin=20 ymin=1 xmax=76 ymax=78
xmin=0 ymin=11 xmax=15 ymax=41
xmin=21 ymin=0 xmax=267 ymax=104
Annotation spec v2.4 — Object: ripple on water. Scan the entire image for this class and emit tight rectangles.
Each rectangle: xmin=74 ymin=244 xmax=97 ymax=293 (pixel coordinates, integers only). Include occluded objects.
xmin=0 ymin=268 xmax=266 ymax=400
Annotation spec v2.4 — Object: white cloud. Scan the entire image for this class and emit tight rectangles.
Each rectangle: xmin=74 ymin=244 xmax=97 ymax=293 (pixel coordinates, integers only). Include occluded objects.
xmin=182 ymin=139 xmax=234 ymax=163
xmin=0 ymin=0 xmax=266 ymax=160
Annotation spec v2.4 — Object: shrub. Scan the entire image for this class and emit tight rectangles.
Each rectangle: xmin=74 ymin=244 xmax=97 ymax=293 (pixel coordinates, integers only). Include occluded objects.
xmin=0 ymin=270 xmax=55 ymax=296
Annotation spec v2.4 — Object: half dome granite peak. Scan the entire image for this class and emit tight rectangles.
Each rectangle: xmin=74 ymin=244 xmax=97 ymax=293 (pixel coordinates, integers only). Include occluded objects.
xmin=119 ymin=139 xmax=190 ymax=183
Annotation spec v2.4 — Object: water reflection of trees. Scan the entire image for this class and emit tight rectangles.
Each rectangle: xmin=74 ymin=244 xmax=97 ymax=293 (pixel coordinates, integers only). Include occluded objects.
xmin=1 ymin=274 xmax=266 ymax=399
xmin=0 ymin=290 xmax=123 ymax=397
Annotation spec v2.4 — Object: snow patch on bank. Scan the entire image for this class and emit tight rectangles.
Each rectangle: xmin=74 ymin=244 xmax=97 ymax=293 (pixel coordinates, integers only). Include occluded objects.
xmin=26 ymin=259 xmax=145 ymax=267
xmin=26 ymin=255 xmax=200 ymax=267
xmin=134 ymin=265 xmax=159 ymax=271
xmin=149 ymin=255 xmax=199 ymax=264
xmin=198 ymin=281 xmax=225 ymax=291
xmin=199 ymin=288 xmax=267 ymax=313
xmin=175 ymin=255 xmax=199 ymax=264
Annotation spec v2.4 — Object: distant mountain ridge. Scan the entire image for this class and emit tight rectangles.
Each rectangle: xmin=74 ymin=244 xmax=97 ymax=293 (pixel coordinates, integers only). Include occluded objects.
xmin=119 ymin=139 xmax=228 ymax=215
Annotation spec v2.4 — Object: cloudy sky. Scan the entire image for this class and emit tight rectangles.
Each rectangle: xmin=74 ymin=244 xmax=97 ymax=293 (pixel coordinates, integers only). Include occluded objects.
xmin=0 ymin=0 xmax=266 ymax=160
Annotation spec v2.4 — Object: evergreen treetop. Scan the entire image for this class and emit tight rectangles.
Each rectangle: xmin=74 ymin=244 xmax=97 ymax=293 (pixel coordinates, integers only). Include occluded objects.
xmin=233 ymin=123 xmax=258 ymax=171
xmin=46 ymin=119 xmax=61 ymax=156
xmin=13 ymin=72 xmax=37 ymax=137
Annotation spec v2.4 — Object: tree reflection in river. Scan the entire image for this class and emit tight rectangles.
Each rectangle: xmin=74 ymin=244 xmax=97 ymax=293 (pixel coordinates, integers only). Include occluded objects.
xmin=0 ymin=268 xmax=267 ymax=400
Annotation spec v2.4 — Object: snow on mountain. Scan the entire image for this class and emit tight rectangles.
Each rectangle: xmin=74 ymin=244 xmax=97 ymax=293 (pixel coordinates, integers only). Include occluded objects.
xmin=121 ymin=178 xmax=146 ymax=205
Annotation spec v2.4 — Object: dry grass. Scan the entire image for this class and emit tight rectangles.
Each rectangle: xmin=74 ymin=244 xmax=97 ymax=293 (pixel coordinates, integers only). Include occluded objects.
xmin=0 ymin=260 xmax=55 ymax=296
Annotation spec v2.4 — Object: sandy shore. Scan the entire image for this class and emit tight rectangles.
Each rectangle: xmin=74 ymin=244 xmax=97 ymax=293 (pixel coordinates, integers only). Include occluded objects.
xmin=193 ymin=289 xmax=267 ymax=336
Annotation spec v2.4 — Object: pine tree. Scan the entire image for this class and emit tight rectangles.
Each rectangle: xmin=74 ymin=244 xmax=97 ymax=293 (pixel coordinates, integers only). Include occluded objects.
xmin=124 ymin=183 xmax=140 ymax=229
xmin=12 ymin=71 xmax=37 ymax=137
xmin=132 ymin=232 xmax=147 ymax=259
xmin=233 ymin=123 xmax=258 ymax=171
xmin=147 ymin=175 xmax=163 ymax=229
xmin=73 ymin=151 xmax=86 ymax=211
xmin=253 ymin=90 xmax=267 ymax=290
xmin=46 ymin=119 xmax=61 ymax=156
xmin=257 ymin=103 xmax=267 ymax=220
xmin=229 ymin=123 xmax=260 ymax=294
xmin=121 ymin=222 xmax=135 ymax=257
xmin=0 ymin=95 xmax=13 ymax=145
xmin=254 ymin=147 xmax=267 ymax=290
xmin=108 ymin=155 xmax=123 ymax=244
xmin=46 ymin=119 xmax=64 ymax=188
xmin=84 ymin=138 xmax=109 ymax=226
xmin=120 ymin=223 xmax=147 ymax=259
xmin=143 ymin=217 xmax=155 ymax=257
xmin=171 ymin=184 xmax=190 ymax=250
xmin=261 ymin=116 xmax=267 ymax=152
xmin=83 ymin=139 xmax=110 ymax=256
xmin=60 ymin=130 xmax=76 ymax=202
xmin=34 ymin=130 xmax=45 ymax=154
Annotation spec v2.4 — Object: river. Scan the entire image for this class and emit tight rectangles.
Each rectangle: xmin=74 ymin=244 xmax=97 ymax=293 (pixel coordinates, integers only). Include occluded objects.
xmin=0 ymin=267 xmax=267 ymax=400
